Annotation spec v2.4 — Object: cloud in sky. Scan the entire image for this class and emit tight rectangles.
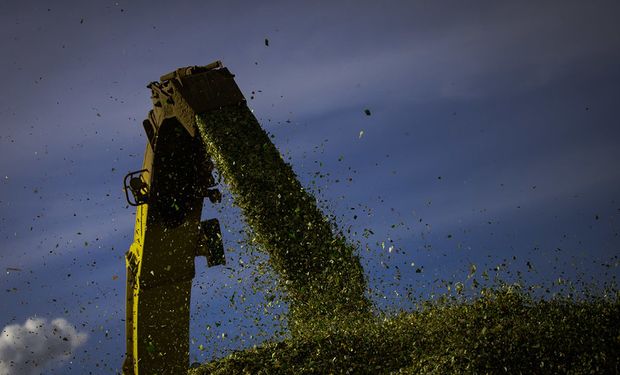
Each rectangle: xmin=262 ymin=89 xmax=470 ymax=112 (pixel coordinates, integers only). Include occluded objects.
xmin=0 ymin=318 xmax=87 ymax=375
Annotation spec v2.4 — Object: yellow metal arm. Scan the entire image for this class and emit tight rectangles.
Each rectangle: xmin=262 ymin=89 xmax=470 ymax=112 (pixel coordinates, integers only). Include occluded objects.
xmin=122 ymin=63 xmax=237 ymax=374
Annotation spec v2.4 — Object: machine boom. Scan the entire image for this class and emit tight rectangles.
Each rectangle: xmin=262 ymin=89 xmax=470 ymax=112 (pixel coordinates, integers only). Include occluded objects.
xmin=123 ymin=62 xmax=239 ymax=374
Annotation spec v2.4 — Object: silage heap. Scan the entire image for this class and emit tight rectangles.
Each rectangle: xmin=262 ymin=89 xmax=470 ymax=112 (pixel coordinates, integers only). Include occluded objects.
xmin=196 ymin=106 xmax=370 ymax=334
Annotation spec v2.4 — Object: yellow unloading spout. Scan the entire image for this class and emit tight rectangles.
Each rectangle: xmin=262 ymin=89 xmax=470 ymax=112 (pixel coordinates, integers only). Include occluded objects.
xmin=123 ymin=62 xmax=369 ymax=374
xmin=122 ymin=62 xmax=234 ymax=375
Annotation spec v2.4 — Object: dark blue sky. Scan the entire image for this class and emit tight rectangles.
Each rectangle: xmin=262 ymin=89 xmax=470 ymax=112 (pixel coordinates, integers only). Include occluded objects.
xmin=1 ymin=1 xmax=619 ymax=373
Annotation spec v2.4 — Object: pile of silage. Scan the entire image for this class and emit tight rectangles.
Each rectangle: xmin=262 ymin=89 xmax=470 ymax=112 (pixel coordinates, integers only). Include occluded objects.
xmin=189 ymin=287 xmax=620 ymax=374
xmin=196 ymin=106 xmax=370 ymax=334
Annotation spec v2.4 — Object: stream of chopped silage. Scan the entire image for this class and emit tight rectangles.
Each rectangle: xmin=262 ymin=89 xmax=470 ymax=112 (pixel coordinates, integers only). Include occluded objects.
xmin=196 ymin=106 xmax=370 ymax=335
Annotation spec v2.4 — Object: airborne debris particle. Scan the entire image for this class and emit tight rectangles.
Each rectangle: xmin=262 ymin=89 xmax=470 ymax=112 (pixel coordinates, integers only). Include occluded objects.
xmin=364 ymin=108 xmax=371 ymax=116
xmin=264 ymin=38 xmax=269 ymax=46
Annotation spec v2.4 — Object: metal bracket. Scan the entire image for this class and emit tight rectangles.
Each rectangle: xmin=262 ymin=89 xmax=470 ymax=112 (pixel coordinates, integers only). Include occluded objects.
xmin=159 ymin=61 xmax=223 ymax=83
xmin=123 ymin=169 xmax=149 ymax=206
xmin=197 ymin=218 xmax=225 ymax=267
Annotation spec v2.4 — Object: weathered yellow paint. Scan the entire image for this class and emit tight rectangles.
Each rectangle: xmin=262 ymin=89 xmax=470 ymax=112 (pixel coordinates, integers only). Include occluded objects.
xmin=123 ymin=124 xmax=206 ymax=374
